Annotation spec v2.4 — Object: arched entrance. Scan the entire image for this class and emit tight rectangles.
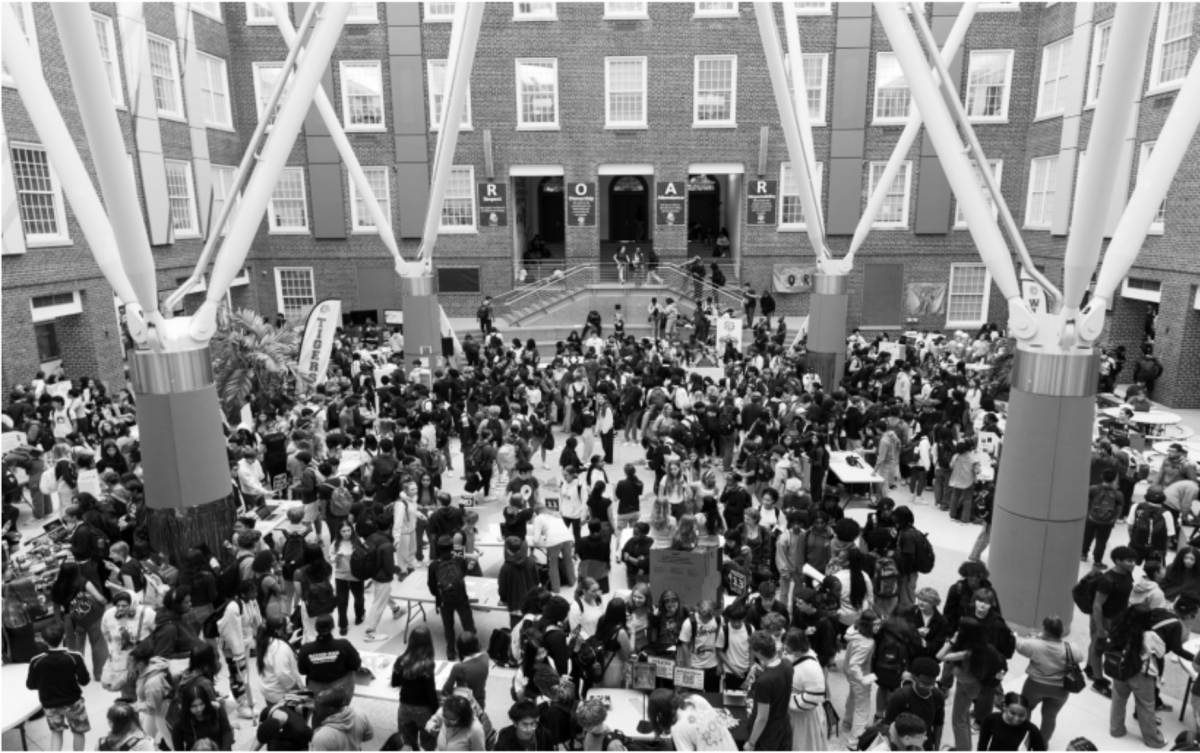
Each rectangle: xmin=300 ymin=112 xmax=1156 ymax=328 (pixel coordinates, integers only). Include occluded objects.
xmin=537 ymin=176 xmax=565 ymax=243
xmin=687 ymin=174 xmax=721 ymax=247
xmin=609 ymin=175 xmax=648 ymax=241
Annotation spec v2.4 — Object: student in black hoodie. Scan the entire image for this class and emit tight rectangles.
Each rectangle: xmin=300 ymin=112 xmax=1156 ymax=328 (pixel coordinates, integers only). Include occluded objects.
xmin=150 ymin=586 xmax=202 ymax=660
xmin=425 ymin=491 xmax=464 ymax=561
xmin=577 ymin=519 xmax=612 ymax=593
xmin=362 ymin=517 xmax=400 ymax=643
xmin=536 ymin=595 xmax=572 ymax=676
xmin=26 ymin=621 xmax=92 ymax=753
xmin=498 ymin=536 xmax=540 ymax=627
xmin=790 ymin=585 xmax=837 ymax=668
xmin=621 ymin=522 xmax=654 ymax=589
xmin=299 ymin=614 xmax=363 ymax=702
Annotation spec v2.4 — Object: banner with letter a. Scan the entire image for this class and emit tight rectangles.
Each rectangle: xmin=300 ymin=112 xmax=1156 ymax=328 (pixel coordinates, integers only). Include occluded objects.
xmin=298 ymin=299 xmax=341 ymax=389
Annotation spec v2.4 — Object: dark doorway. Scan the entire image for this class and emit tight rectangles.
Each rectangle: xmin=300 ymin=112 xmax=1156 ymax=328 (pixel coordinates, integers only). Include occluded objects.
xmin=609 ymin=175 xmax=648 ymax=241
xmin=687 ymin=174 xmax=721 ymax=253
xmin=538 ymin=177 xmax=565 ymax=243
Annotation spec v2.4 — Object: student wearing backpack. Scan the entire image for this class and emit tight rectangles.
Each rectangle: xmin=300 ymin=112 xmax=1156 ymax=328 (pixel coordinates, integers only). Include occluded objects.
xmin=937 ymin=617 xmax=1009 ymax=753
xmin=295 ymin=544 xmax=337 ymax=643
xmin=299 ymin=613 xmax=362 ymax=703
xmin=216 ymin=580 xmax=262 ymax=719
xmin=1106 ymin=604 xmax=1167 ymax=748
xmin=1082 ymin=470 xmax=1124 ymax=567
xmin=1128 ymin=487 xmax=1175 ymax=565
xmin=361 ymin=517 xmax=402 ymax=643
xmin=677 ymin=599 xmax=725 ymax=692
xmin=893 ymin=506 xmax=932 ymax=610
xmin=883 ymin=657 xmax=946 ymax=751
xmin=873 ymin=614 xmax=923 ymax=718
xmin=329 ymin=521 xmax=365 ymax=635
xmin=842 ymin=610 xmax=881 ymax=742
xmin=1085 ymin=546 xmax=1137 ymax=698
xmin=50 ymin=561 xmax=109 ymax=678
xmin=429 ymin=534 xmax=476 ymax=660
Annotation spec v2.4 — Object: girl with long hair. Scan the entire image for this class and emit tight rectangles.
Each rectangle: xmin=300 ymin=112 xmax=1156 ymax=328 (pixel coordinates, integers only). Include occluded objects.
xmin=783 ymin=628 xmax=829 ymax=751
xmin=671 ymin=513 xmax=699 ymax=551
xmin=171 ymin=680 xmax=233 ymax=751
xmin=649 ymin=497 xmax=677 ymax=550
xmin=1015 ymin=615 xmax=1070 ymax=746
xmin=695 ymin=495 xmax=725 ymax=551
xmin=252 ymin=549 xmax=287 ymax=620
xmin=626 ymin=583 xmax=655 ymax=654
xmin=99 ymin=702 xmax=154 ymax=751
xmin=50 ymin=561 xmax=108 ymax=676
xmin=939 ymin=616 xmax=1009 ymax=751
xmin=842 ymin=610 xmax=879 ymax=741
xmin=1164 ymin=545 xmax=1200 ymax=602
xmin=328 ymin=521 xmax=365 ymax=634
xmin=833 ymin=547 xmax=873 ymax=630
xmin=569 ymin=578 xmax=604 ymax=642
xmin=593 ymin=597 xmax=632 ymax=689
xmin=392 ymin=625 xmax=439 ymax=750
xmin=182 ymin=549 xmax=218 ymax=634
xmin=217 ymin=580 xmax=262 ymax=718
xmin=255 ymin=615 xmax=303 ymax=705
xmin=660 ymin=460 xmax=693 ymax=520
xmin=653 ymin=590 xmax=688 ymax=661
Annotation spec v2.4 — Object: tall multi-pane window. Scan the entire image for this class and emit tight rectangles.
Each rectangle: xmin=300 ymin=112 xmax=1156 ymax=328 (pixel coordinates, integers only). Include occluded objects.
xmin=694 ymin=2 xmax=737 ymax=16
xmin=191 ymin=2 xmax=222 ymax=20
xmin=349 ymin=167 xmax=392 ymax=232
xmin=1151 ymin=3 xmax=1194 ymax=89
xmin=1087 ymin=21 xmax=1112 ymax=105
xmin=147 ymin=35 xmax=183 ymax=117
xmin=514 ymin=2 xmax=556 ymax=20
xmin=1037 ymin=37 xmax=1072 ymax=117
xmin=439 ymin=166 xmax=477 ymax=231
xmin=274 ymin=268 xmax=315 ymax=317
xmin=1138 ymin=142 xmax=1168 ymax=232
xmin=693 ymin=56 xmax=737 ymax=126
xmin=795 ymin=1 xmax=831 ymax=14
xmin=2 ymin=2 xmax=39 ymax=87
xmin=1025 ymin=156 xmax=1058 ymax=228
xmin=604 ymin=2 xmax=647 ymax=18
xmin=606 ymin=57 xmax=648 ymax=128
xmin=347 ymin=2 xmax=377 ymax=23
xmin=267 ymin=168 xmax=309 ymax=233
xmin=955 ymin=160 xmax=1003 ymax=227
xmin=252 ymin=63 xmax=292 ymax=127
xmin=10 ymin=144 xmax=68 ymax=243
xmin=340 ymin=62 xmax=385 ymax=130
xmin=947 ymin=264 xmax=992 ymax=327
xmin=965 ymin=50 xmax=1013 ymax=121
xmin=93 ymin=14 xmax=123 ymax=106
xmin=427 ymin=60 xmax=472 ymax=130
xmin=424 ymin=2 xmax=456 ymax=21
xmin=779 ymin=162 xmax=824 ymax=229
xmin=164 ymin=160 xmax=198 ymax=236
xmin=873 ymin=53 xmax=912 ymax=124
xmin=516 ymin=59 xmax=560 ymax=128
xmin=197 ymin=53 xmax=232 ymax=128
xmin=210 ymin=166 xmax=239 ymax=235
xmin=245 ymin=2 xmax=274 ymax=24
xmin=867 ymin=161 xmax=912 ymax=227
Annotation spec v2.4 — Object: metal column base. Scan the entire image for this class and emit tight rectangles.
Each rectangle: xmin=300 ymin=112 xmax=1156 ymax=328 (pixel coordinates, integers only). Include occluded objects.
xmin=402 ymin=275 xmax=444 ymax=374
xmin=989 ymin=348 xmax=1099 ymax=632
xmin=806 ymin=273 xmax=847 ymax=389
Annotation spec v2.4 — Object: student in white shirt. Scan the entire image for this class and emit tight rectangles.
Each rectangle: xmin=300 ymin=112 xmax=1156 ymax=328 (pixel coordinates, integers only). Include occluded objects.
xmin=532 ymin=499 xmax=576 ymax=593
xmin=678 ymin=599 xmax=724 ymax=692
xmin=719 ymin=601 xmax=753 ymax=690
xmin=569 ymin=578 xmax=605 ymax=641
xmin=558 ymin=465 xmax=586 ymax=548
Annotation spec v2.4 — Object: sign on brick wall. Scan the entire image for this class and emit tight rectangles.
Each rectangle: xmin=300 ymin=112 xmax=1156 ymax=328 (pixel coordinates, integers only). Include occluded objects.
xmin=477 ymin=182 xmax=508 ymax=227
xmin=746 ymin=179 xmax=777 ymax=226
xmin=656 ymin=181 xmax=685 ymax=226
xmin=567 ymin=182 xmax=596 ymax=227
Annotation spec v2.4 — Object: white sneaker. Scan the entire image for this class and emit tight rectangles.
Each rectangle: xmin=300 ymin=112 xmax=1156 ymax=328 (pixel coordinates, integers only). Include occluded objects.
xmin=364 ymin=631 xmax=388 ymax=642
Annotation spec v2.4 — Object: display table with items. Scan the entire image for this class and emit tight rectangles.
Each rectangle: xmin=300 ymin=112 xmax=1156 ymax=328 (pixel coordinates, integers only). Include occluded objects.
xmin=1 ymin=662 xmax=44 ymax=750
xmin=826 ymin=450 xmax=885 ymax=505
xmin=388 ymin=575 xmax=506 ymax=640
xmin=585 ymin=687 xmax=750 ymax=743
xmin=354 ymin=651 xmax=453 ymax=702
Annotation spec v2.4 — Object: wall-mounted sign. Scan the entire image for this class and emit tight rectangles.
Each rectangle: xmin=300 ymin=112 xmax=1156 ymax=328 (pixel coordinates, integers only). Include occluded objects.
xmin=656 ymin=181 xmax=685 ymax=226
xmin=747 ymin=179 xmax=777 ymax=226
xmin=567 ymin=182 xmax=596 ymax=227
xmin=477 ymin=182 xmax=508 ymax=227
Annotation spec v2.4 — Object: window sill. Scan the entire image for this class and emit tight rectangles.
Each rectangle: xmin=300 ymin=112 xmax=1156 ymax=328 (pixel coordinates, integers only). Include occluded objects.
xmin=946 ymin=321 xmax=986 ymax=330
xmin=206 ymin=123 xmax=237 ymax=133
xmin=604 ymin=14 xmax=649 ymax=20
xmin=346 ymin=125 xmax=388 ymax=134
xmin=512 ymin=15 xmax=558 ymax=21
xmin=268 ymin=229 xmax=311 ymax=235
xmin=966 ymin=117 xmax=1009 ymax=125
xmin=26 ymin=238 xmax=74 ymax=249
xmin=693 ymin=12 xmax=739 ymax=18
xmin=795 ymin=10 xmax=833 ymax=15
xmin=871 ymin=224 xmax=909 ymax=230
xmin=692 ymin=121 xmax=737 ymax=129
xmin=516 ymin=124 xmax=561 ymax=131
xmin=430 ymin=125 xmax=475 ymax=132
xmin=245 ymin=19 xmax=276 ymax=26
xmin=871 ymin=118 xmax=910 ymax=127
xmin=1146 ymin=81 xmax=1184 ymax=97
xmin=158 ymin=112 xmax=188 ymax=124
xmin=438 ymin=226 xmax=478 ymax=235
xmin=978 ymin=4 xmax=1021 ymax=10
xmin=351 ymin=228 xmax=381 ymax=235
xmin=777 ymin=226 xmax=812 ymax=233
xmin=1032 ymin=112 xmax=1064 ymax=123
xmin=345 ymin=18 xmax=379 ymax=24
xmin=605 ymin=124 xmax=648 ymax=130
xmin=174 ymin=232 xmax=201 ymax=241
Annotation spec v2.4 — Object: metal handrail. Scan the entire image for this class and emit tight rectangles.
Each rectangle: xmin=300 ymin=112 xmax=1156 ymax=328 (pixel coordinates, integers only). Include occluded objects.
xmin=496 ymin=264 xmax=599 ymax=316
xmin=659 ymin=263 xmax=743 ymax=310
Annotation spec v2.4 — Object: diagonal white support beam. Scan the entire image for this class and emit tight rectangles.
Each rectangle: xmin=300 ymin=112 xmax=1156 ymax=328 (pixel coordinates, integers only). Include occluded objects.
xmin=847 ymin=3 xmax=977 ymax=269
xmin=1059 ymin=3 xmax=1156 ymax=317
xmin=269 ymin=3 xmax=416 ymax=278
xmin=783 ymin=3 xmax=819 ymax=225
xmin=754 ymin=2 xmax=827 ymax=264
xmin=418 ymin=1 xmax=485 ymax=266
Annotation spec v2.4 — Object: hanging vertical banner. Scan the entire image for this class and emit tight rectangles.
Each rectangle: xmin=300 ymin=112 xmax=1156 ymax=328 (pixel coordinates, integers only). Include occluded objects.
xmin=567 ymin=181 xmax=596 ymax=227
xmin=298 ymin=299 xmax=342 ymax=389
xmin=746 ymin=179 xmax=777 ymax=225
xmin=656 ymin=181 xmax=685 ymax=226
xmin=477 ymin=181 xmax=508 ymax=227
xmin=716 ymin=314 xmax=744 ymax=353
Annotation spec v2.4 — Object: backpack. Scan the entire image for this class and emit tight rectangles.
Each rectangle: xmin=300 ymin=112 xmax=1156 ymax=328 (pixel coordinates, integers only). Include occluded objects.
xmin=371 ymin=455 xmax=398 ymax=489
xmin=434 ymin=558 xmax=468 ymax=607
xmin=972 ymin=488 xmax=993 ymax=521
xmin=69 ymin=590 xmax=93 ymax=619
xmin=912 ymin=529 xmax=936 ymax=575
xmin=466 ymin=441 xmax=488 ymax=475
xmin=995 ymin=624 xmax=1016 ymax=659
xmin=1072 ymin=568 xmax=1108 ymax=613
xmin=714 ymin=407 xmax=735 ymax=436
xmin=202 ymin=600 xmax=229 ymax=639
xmin=874 ymin=557 xmax=899 ymax=600
xmin=477 ymin=304 xmax=489 ymax=320
xmin=78 ymin=523 xmax=110 ymax=562
xmin=350 ymin=539 xmax=378 ymax=581
xmin=488 ymin=627 xmax=515 ymax=668
xmin=1126 ymin=451 xmax=1150 ymax=481
xmin=1103 ymin=641 xmax=1142 ymax=682
xmin=281 ymin=529 xmax=307 ymax=573
xmin=216 ymin=552 xmax=252 ymax=602
xmin=328 ymin=483 xmax=354 ymax=518
xmin=575 ymin=633 xmax=616 ymax=684
xmin=143 ymin=572 xmax=168 ymax=609
xmin=1088 ymin=485 xmax=1120 ymax=525
xmin=1132 ymin=505 xmax=1168 ymax=550
xmin=305 ymin=580 xmax=337 ymax=617
xmin=872 ymin=633 xmax=908 ymax=689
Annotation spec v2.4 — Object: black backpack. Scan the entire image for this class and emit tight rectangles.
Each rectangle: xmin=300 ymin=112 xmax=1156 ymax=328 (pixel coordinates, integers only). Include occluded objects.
xmin=488 ymin=627 xmax=515 ymax=668
xmin=872 ymin=633 xmax=908 ymax=689
xmin=78 ymin=522 xmax=111 ymax=562
xmin=350 ymin=538 xmax=378 ymax=581
xmin=912 ymin=529 xmax=936 ymax=575
xmin=1072 ymin=568 xmax=1108 ymax=613
xmin=305 ymin=580 xmax=337 ymax=617
xmin=575 ymin=633 xmax=616 ymax=683
xmin=281 ymin=529 xmax=307 ymax=575
xmin=435 ymin=558 xmax=468 ymax=607
xmin=216 ymin=552 xmax=251 ymax=602
xmin=1133 ymin=506 xmax=1168 ymax=550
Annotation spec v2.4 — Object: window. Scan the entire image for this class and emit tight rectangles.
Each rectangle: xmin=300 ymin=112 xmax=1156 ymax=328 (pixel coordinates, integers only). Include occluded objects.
xmin=867 ymin=161 xmax=913 ymax=228
xmin=34 ymin=322 xmax=60 ymax=361
xmin=191 ymin=2 xmax=222 ymax=21
xmin=197 ymin=53 xmax=232 ymax=128
xmin=147 ymin=34 xmax=183 ymax=118
xmin=779 ymin=162 xmax=824 ymax=229
xmin=694 ymin=2 xmax=737 ymax=17
xmin=427 ymin=60 xmax=472 ymax=130
xmin=514 ymin=2 xmax=556 ymax=20
xmin=604 ymin=2 xmax=648 ymax=19
xmin=267 ymin=168 xmax=309 ymax=233
xmin=965 ymin=50 xmax=1013 ymax=122
xmin=801 ymin=54 xmax=828 ymax=124
xmin=1122 ymin=277 xmax=1163 ymax=303
xmin=2 ymin=2 xmax=38 ymax=88
xmin=31 ymin=292 xmax=83 ymax=323
xmin=347 ymin=2 xmax=378 ymax=23
xmin=349 ymin=167 xmax=392 ymax=232
xmin=693 ymin=55 xmax=737 ymax=126
xmin=10 ymin=144 xmax=69 ymax=244
xmin=1138 ymin=142 xmax=1168 ymax=233
xmin=211 ymin=165 xmax=240 ymax=235
xmin=1037 ymin=37 xmax=1072 ymax=118
xmin=1024 ymin=155 xmax=1058 ymax=228
xmin=874 ymin=53 xmax=913 ymax=124
xmin=606 ymin=57 xmax=648 ymax=128
xmin=424 ymin=2 xmax=456 ymax=21
xmin=794 ymin=1 xmax=831 ymax=14
xmin=947 ymin=264 xmax=992 ymax=327
xmin=1150 ymin=3 xmax=1194 ymax=91
xmin=439 ymin=166 xmax=477 ymax=232
xmin=437 ymin=267 xmax=482 ymax=293
xmin=955 ymin=160 xmax=1003 ymax=227
xmin=516 ymin=59 xmax=560 ymax=129
xmin=164 ymin=160 xmax=197 ymax=236
xmin=1086 ymin=20 xmax=1112 ymax=106
xmin=252 ymin=63 xmax=292 ymax=127
xmin=245 ymin=2 xmax=275 ymax=25
xmin=274 ymin=268 xmax=315 ymax=317
xmin=93 ymin=14 xmax=123 ymax=107
xmin=340 ymin=62 xmax=385 ymax=130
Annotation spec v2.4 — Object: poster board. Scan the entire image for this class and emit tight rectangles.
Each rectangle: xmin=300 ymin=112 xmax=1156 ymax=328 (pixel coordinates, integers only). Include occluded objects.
xmin=674 ymin=667 xmax=705 ymax=690
xmin=878 ymin=341 xmax=904 ymax=363
xmin=630 ymin=663 xmax=657 ymax=690
xmin=272 ymin=474 xmax=291 ymax=493
xmin=649 ymin=548 xmax=721 ymax=610
xmin=649 ymin=656 xmax=676 ymax=679
xmin=1 ymin=432 xmax=23 ymax=454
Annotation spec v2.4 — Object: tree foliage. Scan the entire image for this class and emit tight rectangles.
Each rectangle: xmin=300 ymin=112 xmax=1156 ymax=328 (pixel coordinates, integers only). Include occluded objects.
xmin=210 ymin=307 xmax=309 ymax=419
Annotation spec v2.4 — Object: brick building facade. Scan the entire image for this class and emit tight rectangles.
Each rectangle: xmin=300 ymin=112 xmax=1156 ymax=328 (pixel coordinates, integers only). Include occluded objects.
xmin=2 ymin=2 xmax=1198 ymax=406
